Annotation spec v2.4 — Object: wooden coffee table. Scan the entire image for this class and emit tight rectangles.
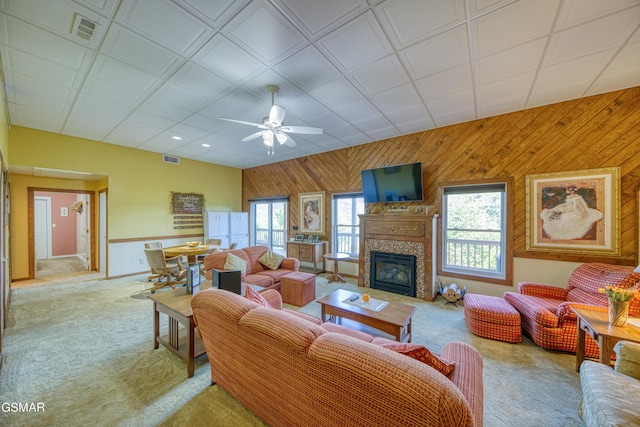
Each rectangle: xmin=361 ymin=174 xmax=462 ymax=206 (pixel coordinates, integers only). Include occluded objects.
xmin=148 ymin=282 xmax=262 ymax=377
xmin=317 ymin=289 xmax=417 ymax=342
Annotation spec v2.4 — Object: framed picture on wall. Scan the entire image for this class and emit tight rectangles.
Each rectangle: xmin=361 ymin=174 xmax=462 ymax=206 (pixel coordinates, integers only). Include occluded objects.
xmin=299 ymin=191 xmax=325 ymax=235
xmin=525 ymin=167 xmax=620 ymax=255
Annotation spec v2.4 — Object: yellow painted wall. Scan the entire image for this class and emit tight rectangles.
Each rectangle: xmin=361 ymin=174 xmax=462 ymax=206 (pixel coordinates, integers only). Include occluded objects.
xmin=9 ymin=126 xmax=242 ymax=280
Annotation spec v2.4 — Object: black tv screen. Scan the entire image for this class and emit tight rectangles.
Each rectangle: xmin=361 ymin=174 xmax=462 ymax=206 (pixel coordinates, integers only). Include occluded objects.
xmin=361 ymin=162 xmax=423 ymax=203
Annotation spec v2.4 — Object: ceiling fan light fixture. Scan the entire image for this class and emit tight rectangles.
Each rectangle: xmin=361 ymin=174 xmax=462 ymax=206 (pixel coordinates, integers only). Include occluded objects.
xmin=276 ymin=131 xmax=287 ymax=145
xmin=263 ymin=130 xmax=274 ymax=146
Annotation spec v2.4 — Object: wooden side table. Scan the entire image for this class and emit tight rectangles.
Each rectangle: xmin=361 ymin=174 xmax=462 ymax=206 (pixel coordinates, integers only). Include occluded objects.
xmin=324 ymin=253 xmax=350 ymax=283
xmin=573 ymin=307 xmax=640 ymax=372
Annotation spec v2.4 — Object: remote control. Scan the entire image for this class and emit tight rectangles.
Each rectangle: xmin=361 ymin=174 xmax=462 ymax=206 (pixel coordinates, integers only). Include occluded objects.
xmin=349 ymin=294 xmax=359 ymax=301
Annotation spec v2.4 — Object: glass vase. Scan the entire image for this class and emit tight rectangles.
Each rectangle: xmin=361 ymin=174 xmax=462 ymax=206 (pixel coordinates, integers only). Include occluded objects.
xmin=608 ymin=299 xmax=629 ymax=327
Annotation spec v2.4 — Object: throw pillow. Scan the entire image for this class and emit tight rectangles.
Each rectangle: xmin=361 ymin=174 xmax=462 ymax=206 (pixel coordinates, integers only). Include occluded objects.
xmin=245 ymin=286 xmax=272 ymax=308
xmin=223 ymin=252 xmax=247 ymax=275
xmin=381 ymin=343 xmax=455 ymax=378
xmin=258 ymin=250 xmax=284 ymax=270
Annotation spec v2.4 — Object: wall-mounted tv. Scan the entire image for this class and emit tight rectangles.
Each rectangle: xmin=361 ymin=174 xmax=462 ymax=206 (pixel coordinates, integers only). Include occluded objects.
xmin=361 ymin=162 xmax=423 ymax=203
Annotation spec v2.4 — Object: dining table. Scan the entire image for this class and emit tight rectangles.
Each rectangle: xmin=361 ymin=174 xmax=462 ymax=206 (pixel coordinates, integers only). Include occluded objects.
xmin=163 ymin=244 xmax=219 ymax=266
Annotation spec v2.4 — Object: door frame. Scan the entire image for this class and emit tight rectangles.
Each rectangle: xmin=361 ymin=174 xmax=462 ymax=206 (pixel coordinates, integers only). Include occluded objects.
xmin=27 ymin=188 xmax=96 ymax=279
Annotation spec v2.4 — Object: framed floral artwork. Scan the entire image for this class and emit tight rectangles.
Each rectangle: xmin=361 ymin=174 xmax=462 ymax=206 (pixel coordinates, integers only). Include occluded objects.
xmin=299 ymin=191 xmax=325 ymax=235
xmin=525 ymin=167 xmax=620 ymax=255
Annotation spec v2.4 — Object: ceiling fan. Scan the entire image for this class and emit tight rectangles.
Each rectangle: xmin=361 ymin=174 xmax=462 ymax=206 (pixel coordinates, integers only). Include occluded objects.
xmin=219 ymin=85 xmax=323 ymax=155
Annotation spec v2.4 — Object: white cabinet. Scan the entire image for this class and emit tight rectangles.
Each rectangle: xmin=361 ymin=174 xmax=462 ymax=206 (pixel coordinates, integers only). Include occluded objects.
xmin=204 ymin=212 xmax=248 ymax=249
xmin=229 ymin=212 xmax=249 ymax=249
xmin=204 ymin=212 xmax=230 ymax=248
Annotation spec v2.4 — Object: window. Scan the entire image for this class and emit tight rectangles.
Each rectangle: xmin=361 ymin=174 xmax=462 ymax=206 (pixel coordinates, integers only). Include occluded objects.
xmin=441 ymin=180 xmax=511 ymax=284
xmin=332 ymin=194 xmax=364 ymax=256
xmin=250 ymin=199 xmax=288 ymax=256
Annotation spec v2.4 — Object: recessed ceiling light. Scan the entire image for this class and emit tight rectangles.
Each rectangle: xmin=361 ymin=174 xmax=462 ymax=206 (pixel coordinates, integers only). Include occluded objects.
xmin=172 ymin=136 xmax=182 ymax=140
xmin=202 ymin=143 xmax=210 ymax=148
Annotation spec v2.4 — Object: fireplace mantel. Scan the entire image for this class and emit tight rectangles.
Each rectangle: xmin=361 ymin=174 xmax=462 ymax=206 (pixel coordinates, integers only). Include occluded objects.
xmin=358 ymin=213 xmax=436 ymax=301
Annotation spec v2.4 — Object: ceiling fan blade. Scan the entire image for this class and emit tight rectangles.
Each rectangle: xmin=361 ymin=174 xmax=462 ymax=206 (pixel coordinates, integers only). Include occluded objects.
xmin=241 ymin=131 xmax=265 ymax=142
xmin=269 ymin=105 xmax=286 ymax=126
xmin=279 ymin=125 xmax=323 ymax=135
xmin=219 ymin=117 xmax=265 ymax=128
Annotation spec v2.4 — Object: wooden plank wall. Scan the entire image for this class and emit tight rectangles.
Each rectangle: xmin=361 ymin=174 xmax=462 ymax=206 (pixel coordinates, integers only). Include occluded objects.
xmin=243 ymin=87 xmax=640 ymax=266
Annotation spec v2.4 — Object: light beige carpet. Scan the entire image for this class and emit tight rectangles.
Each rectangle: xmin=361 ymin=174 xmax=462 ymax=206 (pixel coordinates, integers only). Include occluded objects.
xmin=0 ymin=275 xmax=585 ymax=427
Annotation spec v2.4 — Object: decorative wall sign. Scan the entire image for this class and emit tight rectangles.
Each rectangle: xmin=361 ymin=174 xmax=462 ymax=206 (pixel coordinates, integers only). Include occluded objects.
xmin=299 ymin=191 xmax=324 ymax=235
xmin=171 ymin=192 xmax=204 ymax=229
xmin=526 ymin=167 xmax=620 ymax=255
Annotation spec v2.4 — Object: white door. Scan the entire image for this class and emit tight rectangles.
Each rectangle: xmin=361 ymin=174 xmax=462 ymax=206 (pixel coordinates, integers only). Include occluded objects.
xmin=34 ymin=197 xmax=52 ymax=260
xmin=99 ymin=191 xmax=107 ymax=273
xmin=76 ymin=195 xmax=90 ymax=270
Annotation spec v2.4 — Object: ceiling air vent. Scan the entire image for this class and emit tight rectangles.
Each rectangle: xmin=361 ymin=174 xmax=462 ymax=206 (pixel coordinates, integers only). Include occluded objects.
xmin=71 ymin=14 xmax=97 ymax=42
xmin=163 ymin=154 xmax=180 ymax=165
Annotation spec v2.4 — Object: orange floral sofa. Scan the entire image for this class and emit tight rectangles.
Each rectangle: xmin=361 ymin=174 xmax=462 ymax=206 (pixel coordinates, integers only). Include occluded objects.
xmin=202 ymin=245 xmax=299 ymax=291
xmin=504 ymin=263 xmax=640 ymax=357
xmin=191 ymin=289 xmax=484 ymax=427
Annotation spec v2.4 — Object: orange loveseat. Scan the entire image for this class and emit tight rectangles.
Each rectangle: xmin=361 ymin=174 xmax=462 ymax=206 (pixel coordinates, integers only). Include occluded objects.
xmin=202 ymin=245 xmax=299 ymax=291
xmin=191 ymin=289 xmax=485 ymax=427
xmin=504 ymin=263 xmax=640 ymax=357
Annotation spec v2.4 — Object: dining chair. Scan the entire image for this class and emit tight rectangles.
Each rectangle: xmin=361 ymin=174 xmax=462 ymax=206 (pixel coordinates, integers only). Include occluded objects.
xmin=144 ymin=248 xmax=187 ymax=293
xmin=197 ymin=239 xmax=223 ymax=272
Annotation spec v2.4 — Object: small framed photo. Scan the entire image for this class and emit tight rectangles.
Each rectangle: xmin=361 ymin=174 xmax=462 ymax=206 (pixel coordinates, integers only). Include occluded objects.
xmin=313 ymin=235 xmax=320 ymax=243
xmin=186 ymin=264 xmax=201 ymax=295
xmin=307 ymin=235 xmax=314 ymax=243
xmin=295 ymin=233 xmax=305 ymax=242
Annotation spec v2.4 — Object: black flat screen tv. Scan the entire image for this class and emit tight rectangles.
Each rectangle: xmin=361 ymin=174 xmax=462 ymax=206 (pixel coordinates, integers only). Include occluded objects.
xmin=361 ymin=162 xmax=423 ymax=203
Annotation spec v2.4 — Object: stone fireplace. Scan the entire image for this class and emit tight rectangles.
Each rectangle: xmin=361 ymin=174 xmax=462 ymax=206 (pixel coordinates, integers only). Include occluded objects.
xmin=358 ymin=212 xmax=436 ymax=301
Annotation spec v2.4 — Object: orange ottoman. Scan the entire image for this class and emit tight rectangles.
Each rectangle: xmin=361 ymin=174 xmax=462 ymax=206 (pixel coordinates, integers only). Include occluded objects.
xmin=280 ymin=272 xmax=316 ymax=306
xmin=464 ymin=293 xmax=521 ymax=343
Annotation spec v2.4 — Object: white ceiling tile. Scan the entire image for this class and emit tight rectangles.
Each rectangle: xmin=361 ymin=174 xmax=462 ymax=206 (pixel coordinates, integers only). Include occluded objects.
xmin=535 ymin=50 xmax=617 ymax=90
xmin=276 ymin=0 xmax=366 ymax=37
xmin=385 ymin=103 xmax=430 ymax=125
xmin=170 ymin=62 xmax=234 ymax=100
xmin=371 ymin=83 xmax=421 ymax=111
xmin=433 ymin=107 xmax=476 ymax=127
xmin=74 ymin=0 xmax=120 ymax=17
xmin=82 ymin=76 xmax=142 ymax=106
xmin=366 ymin=127 xmax=401 ymax=141
xmin=426 ymin=89 xmax=475 ymax=116
xmin=333 ymin=98 xmax=379 ymax=122
xmin=224 ymin=1 xmax=306 ymax=63
xmin=468 ymin=0 xmax=518 ymax=18
xmin=128 ymin=109 xmax=175 ymax=129
xmin=63 ymin=109 xmax=119 ymax=140
xmin=1 ymin=15 xmax=93 ymax=69
xmin=274 ymin=46 xmax=342 ymax=90
xmin=8 ymin=91 xmax=68 ymax=113
xmin=554 ymin=0 xmax=640 ymax=30
xmin=173 ymin=0 xmax=251 ymax=27
xmin=397 ymin=117 xmax=436 ymax=135
xmin=325 ymin=123 xmax=363 ymax=139
xmin=242 ymin=70 xmax=302 ymax=101
xmin=415 ymin=64 xmax=473 ymax=101
xmin=167 ymin=124 xmax=210 ymax=140
xmin=528 ymin=80 xmax=592 ymax=108
xmin=309 ymin=78 xmax=363 ymax=108
xmin=587 ymin=68 xmax=640 ymax=97
xmin=1 ymin=48 xmax=83 ymax=88
xmin=192 ymin=34 xmax=265 ymax=83
xmin=471 ymin=0 xmax=560 ymax=57
xmin=182 ymin=114 xmax=227 ymax=133
xmin=139 ymin=99 xmax=192 ymax=122
xmin=89 ymin=55 xmax=159 ymax=92
xmin=116 ymin=0 xmax=213 ymax=54
xmin=101 ymin=24 xmax=182 ymax=76
xmin=6 ymin=72 xmax=73 ymax=104
xmin=351 ymin=114 xmax=393 ymax=133
xmin=376 ymin=0 xmax=466 ymax=48
xmin=8 ymin=102 xmax=63 ymax=131
xmin=401 ymin=25 xmax=469 ymax=79
xmin=604 ymin=41 xmax=640 ymax=75
xmin=104 ymin=121 xmax=162 ymax=146
xmin=318 ymin=11 xmax=393 ymax=71
xmin=475 ymin=39 xmax=546 ymax=85
xmin=278 ymin=94 xmax=327 ymax=120
xmin=350 ymin=55 xmax=409 ymax=95
xmin=476 ymin=71 xmax=536 ymax=104
xmin=477 ymin=95 xmax=528 ymax=119
xmin=543 ymin=7 xmax=640 ymax=66
xmin=302 ymin=110 xmax=348 ymax=131
xmin=152 ymin=82 xmax=210 ymax=112
xmin=73 ymin=93 xmax=129 ymax=116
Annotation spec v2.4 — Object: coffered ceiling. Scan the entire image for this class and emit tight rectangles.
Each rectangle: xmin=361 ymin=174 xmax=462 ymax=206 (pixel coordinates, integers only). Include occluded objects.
xmin=1 ymin=0 xmax=639 ymax=170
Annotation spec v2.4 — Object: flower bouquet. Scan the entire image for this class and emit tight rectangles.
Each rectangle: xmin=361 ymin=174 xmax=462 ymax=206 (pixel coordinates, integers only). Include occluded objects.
xmin=599 ymin=286 xmax=637 ymax=326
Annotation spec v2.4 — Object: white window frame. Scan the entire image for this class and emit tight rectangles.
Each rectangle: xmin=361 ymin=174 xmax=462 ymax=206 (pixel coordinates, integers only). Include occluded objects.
xmin=331 ymin=193 xmax=363 ymax=256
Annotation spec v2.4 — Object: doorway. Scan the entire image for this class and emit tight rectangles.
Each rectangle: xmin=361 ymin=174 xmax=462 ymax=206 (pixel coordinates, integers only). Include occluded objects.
xmin=28 ymin=188 xmax=96 ymax=280
xmin=250 ymin=199 xmax=287 ymax=256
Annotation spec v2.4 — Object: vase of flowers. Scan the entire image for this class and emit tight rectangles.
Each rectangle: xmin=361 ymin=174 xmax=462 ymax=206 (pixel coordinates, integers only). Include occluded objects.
xmin=600 ymin=286 xmax=636 ymax=327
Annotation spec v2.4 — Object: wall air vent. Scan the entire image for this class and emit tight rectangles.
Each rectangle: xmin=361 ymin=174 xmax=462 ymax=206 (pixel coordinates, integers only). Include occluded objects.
xmin=71 ymin=14 xmax=97 ymax=42
xmin=163 ymin=154 xmax=180 ymax=165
